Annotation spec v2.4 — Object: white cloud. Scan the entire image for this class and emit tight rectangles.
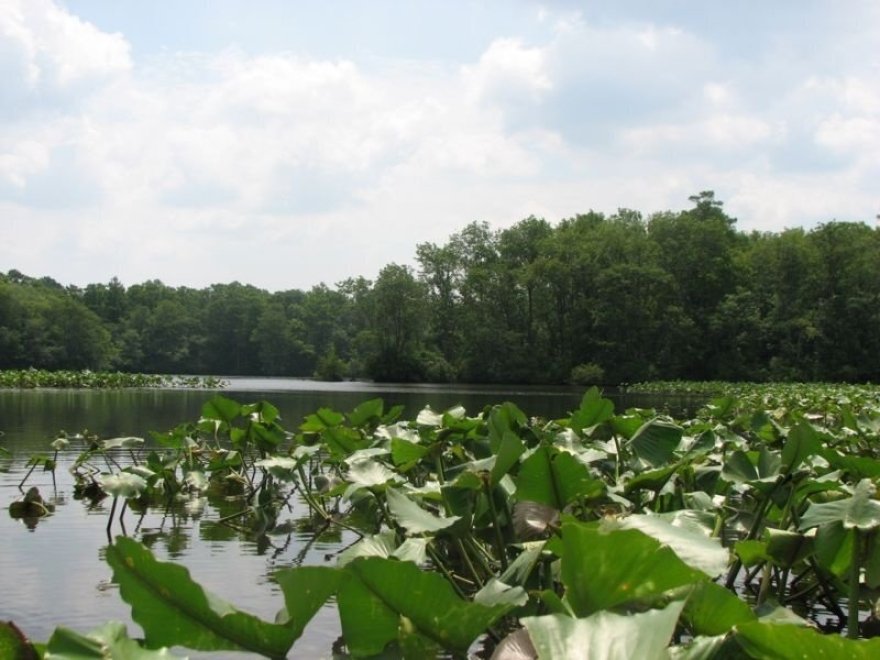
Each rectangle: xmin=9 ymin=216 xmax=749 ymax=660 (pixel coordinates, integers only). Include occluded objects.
xmin=0 ymin=0 xmax=129 ymax=96
xmin=1 ymin=0 xmax=878 ymax=289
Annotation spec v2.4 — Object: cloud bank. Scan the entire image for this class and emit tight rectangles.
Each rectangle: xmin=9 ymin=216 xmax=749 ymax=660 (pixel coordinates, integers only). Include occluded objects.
xmin=1 ymin=0 xmax=878 ymax=290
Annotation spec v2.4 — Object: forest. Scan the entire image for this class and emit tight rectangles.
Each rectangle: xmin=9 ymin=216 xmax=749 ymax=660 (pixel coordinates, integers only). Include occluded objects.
xmin=1 ymin=192 xmax=878 ymax=384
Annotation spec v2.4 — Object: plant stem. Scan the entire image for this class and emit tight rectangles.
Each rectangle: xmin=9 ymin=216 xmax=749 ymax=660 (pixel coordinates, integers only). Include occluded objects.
xmin=485 ymin=482 xmax=508 ymax=570
xmin=848 ymin=529 xmax=861 ymax=639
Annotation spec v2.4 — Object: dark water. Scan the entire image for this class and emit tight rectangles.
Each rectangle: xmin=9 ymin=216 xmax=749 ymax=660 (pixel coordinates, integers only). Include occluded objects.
xmin=0 ymin=378 xmax=698 ymax=656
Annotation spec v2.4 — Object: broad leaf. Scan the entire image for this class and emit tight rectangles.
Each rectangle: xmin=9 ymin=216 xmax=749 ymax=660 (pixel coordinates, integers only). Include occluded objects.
xmin=200 ymin=396 xmax=241 ymax=426
xmin=733 ymin=621 xmax=880 ymax=659
xmin=516 ymin=446 xmax=604 ymax=510
xmin=683 ymin=581 xmax=756 ymax=636
xmin=627 ymin=419 xmax=682 ymax=467
xmin=570 ymin=387 xmax=615 ymax=433
xmin=105 ymin=537 xmax=295 ymax=657
xmin=274 ymin=566 xmax=342 ymax=641
xmin=491 ymin=430 xmax=526 ymax=486
xmin=780 ymin=421 xmax=821 ymax=473
xmin=338 ymin=557 xmax=512 ymax=656
xmin=522 ymin=600 xmax=685 ymax=660
xmin=800 ymin=479 xmax=880 ymax=531
xmin=0 ymin=621 xmax=37 ymax=660
xmin=612 ymin=514 xmax=728 ymax=576
xmin=44 ymin=622 xmax=177 ymax=659
xmin=560 ymin=522 xmax=705 ymax=616
xmin=348 ymin=398 xmax=384 ymax=427
xmin=385 ymin=487 xmax=460 ymax=534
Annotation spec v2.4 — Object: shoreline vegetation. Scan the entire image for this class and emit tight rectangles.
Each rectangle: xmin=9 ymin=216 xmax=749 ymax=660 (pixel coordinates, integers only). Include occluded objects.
xmin=4 ymin=383 xmax=880 ymax=657
xmin=0 ymin=368 xmax=225 ymax=389
xmin=2 ymin=192 xmax=879 ymax=386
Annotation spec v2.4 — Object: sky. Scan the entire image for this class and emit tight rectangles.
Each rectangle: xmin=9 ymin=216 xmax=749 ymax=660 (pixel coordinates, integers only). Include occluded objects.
xmin=1 ymin=0 xmax=878 ymax=292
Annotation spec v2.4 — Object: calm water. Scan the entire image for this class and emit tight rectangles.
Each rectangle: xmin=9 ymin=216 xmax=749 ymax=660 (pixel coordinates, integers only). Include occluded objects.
xmin=0 ymin=378 xmax=689 ymax=657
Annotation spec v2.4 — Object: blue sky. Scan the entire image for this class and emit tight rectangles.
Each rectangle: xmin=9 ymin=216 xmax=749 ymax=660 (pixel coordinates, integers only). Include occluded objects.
xmin=2 ymin=1 xmax=878 ymax=291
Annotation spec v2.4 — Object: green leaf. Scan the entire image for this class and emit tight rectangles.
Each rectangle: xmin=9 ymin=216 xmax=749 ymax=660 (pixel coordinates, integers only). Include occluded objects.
xmin=346 ymin=458 xmax=397 ymax=489
xmin=780 ymin=421 xmax=821 ymax=474
xmin=300 ymin=407 xmax=343 ymax=431
xmin=570 ymin=387 xmax=615 ymax=433
xmin=734 ymin=540 xmax=769 ymax=567
xmin=391 ymin=438 xmax=428 ymax=468
xmin=274 ymin=566 xmax=342 ymax=640
xmin=385 ymin=487 xmax=460 ymax=534
xmin=522 ymin=600 xmax=685 ymax=660
xmin=764 ymin=528 xmax=814 ymax=567
xmin=733 ymin=621 xmax=880 ymax=659
xmin=473 ymin=579 xmax=529 ymax=608
xmin=800 ymin=479 xmax=880 ymax=531
xmin=200 ymin=395 xmax=241 ymax=426
xmin=612 ymin=514 xmax=728 ymax=576
xmin=44 ymin=622 xmax=178 ymax=659
xmin=105 ymin=537 xmax=295 ymax=657
xmin=683 ymin=581 xmax=756 ymax=636
xmin=560 ymin=522 xmax=705 ymax=616
xmin=627 ymin=419 xmax=682 ymax=467
xmin=338 ymin=557 xmax=512 ymax=656
xmin=348 ymin=398 xmax=384 ymax=427
xmin=0 ymin=621 xmax=38 ymax=660
xmin=490 ymin=430 xmax=525 ymax=486
xmin=623 ymin=464 xmax=678 ymax=494
xmin=516 ymin=446 xmax=604 ymax=510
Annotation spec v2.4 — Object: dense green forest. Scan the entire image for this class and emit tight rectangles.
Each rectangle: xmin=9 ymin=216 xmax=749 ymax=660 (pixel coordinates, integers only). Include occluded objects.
xmin=2 ymin=192 xmax=879 ymax=384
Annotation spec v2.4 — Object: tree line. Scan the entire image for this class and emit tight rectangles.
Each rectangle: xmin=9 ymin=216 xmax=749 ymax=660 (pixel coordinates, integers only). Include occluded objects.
xmin=2 ymin=191 xmax=878 ymax=384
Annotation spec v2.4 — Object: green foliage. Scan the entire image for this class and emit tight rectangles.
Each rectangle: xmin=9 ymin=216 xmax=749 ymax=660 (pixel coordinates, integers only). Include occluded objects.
xmin=4 ymin=193 xmax=880 ymax=383
xmin=569 ymin=361 xmax=606 ymax=385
